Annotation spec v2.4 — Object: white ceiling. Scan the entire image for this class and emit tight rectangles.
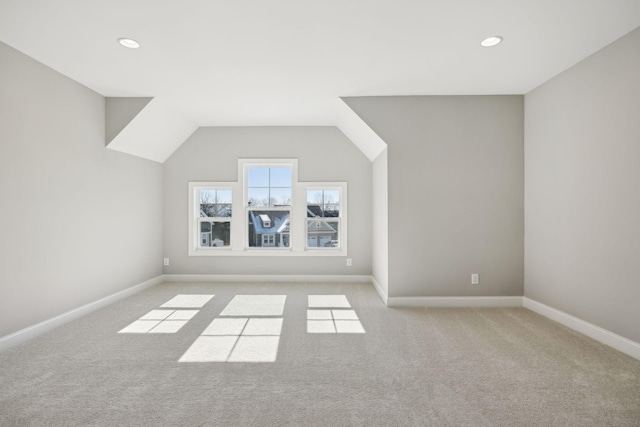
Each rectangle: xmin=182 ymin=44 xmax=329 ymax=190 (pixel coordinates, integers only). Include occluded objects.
xmin=1 ymin=0 xmax=640 ymax=160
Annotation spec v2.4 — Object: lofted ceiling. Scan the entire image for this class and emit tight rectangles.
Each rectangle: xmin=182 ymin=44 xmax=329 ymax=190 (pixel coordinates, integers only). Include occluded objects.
xmin=1 ymin=0 xmax=640 ymax=161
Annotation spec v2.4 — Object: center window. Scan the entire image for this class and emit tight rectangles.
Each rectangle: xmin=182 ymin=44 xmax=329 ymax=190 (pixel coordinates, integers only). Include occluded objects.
xmin=247 ymin=167 xmax=291 ymax=207
xmin=245 ymin=165 xmax=292 ymax=248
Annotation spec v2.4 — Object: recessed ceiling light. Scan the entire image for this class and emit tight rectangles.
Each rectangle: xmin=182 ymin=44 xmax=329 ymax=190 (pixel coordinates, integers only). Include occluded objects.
xmin=480 ymin=36 xmax=503 ymax=47
xmin=117 ymin=38 xmax=140 ymax=49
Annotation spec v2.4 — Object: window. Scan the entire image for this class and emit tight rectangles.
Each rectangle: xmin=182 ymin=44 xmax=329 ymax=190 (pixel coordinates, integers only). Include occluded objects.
xmin=198 ymin=188 xmax=232 ymax=248
xmin=247 ymin=167 xmax=292 ymax=207
xmin=306 ymin=188 xmax=342 ymax=249
xmin=244 ymin=162 xmax=293 ymax=249
xmin=249 ymin=210 xmax=290 ymax=248
xmin=261 ymin=234 xmax=275 ymax=246
xmin=188 ymin=183 xmax=236 ymax=254
xmin=189 ymin=160 xmax=346 ymax=256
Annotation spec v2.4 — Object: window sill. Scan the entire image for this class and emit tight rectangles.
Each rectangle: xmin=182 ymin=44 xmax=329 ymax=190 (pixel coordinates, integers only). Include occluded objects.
xmin=188 ymin=248 xmax=347 ymax=257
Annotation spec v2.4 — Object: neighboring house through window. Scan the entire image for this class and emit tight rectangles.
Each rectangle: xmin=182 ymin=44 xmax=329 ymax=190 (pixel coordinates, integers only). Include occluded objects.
xmin=197 ymin=187 xmax=232 ymax=248
xmin=306 ymin=188 xmax=342 ymax=249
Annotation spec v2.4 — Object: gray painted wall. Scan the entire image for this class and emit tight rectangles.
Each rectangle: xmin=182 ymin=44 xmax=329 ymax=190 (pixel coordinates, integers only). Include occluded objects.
xmin=525 ymin=27 xmax=640 ymax=343
xmin=0 ymin=42 xmax=163 ymax=338
xmin=372 ymin=148 xmax=388 ymax=297
xmin=163 ymin=126 xmax=372 ymax=275
xmin=344 ymin=96 xmax=524 ymax=298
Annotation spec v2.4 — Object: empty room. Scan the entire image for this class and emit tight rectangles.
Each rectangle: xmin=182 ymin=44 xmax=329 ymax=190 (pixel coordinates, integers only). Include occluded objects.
xmin=1 ymin=1 xmax=639 ymax=425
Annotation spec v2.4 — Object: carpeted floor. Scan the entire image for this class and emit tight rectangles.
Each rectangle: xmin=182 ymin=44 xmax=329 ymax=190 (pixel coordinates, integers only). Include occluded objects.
xmin=1 ymin=281 xmax=639 ymax=426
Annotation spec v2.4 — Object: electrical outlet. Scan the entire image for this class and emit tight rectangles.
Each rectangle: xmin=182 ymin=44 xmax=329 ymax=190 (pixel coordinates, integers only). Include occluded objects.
xmin=471 ymin=273 xmax=479 ymax=285
xmin=346 ymin=258 xmax=352 ymax=267
xmin=164 ymin=258 xmax=170 ymax=266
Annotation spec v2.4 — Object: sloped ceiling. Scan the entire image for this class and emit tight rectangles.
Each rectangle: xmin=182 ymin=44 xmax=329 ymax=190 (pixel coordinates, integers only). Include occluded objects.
xmin=1 ymin=0 xmax=639 ymax=162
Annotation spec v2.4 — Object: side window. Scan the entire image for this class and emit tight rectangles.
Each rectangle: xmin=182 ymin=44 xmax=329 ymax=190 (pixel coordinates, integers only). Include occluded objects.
xmin=306 ymin=189 xmax=341 ymax=249
xmin=194 ymin=187 xmax=233 ymax=249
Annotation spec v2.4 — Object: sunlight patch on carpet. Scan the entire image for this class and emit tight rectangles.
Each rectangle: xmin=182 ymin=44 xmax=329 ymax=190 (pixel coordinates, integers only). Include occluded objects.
xmin=220 ymin=295 xmax=286 ymax=316
xmin=161 ymin=294 xmax=214 ymax=308
xmin=181 ymin=295 xmax=286 ymax=363
xmin=179 ymin=336 xmax=238 ymax=362
xmin=307 ymin=320 xmax=336 ymax=333
xmin=148 ymin=320 xmax=188 ymax=333
xmin=139 ymin=310 xmax=174 ymax=320
xmin=227 ymin=336 xmax=280 ymax=362
xmin=118 ymin=320 xmax=162 ymax=334
xmin=202 ymin=318 xmax=248 ymax=336
xmin=308 ymin=295 xmax=351 ymax=308
xmin=243 ymin=318 xmax=283 ymax=336
xmin=306 ymin=296 xmax=365 ymax=334
xmin=119 ymin=300 xmax=208 ymax=334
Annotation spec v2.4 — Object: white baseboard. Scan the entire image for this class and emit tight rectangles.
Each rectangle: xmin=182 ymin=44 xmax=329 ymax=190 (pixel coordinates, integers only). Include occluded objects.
xmin=0 ymin=275 xmax=164 ymax=353
xmin=523 ymin=297 xmax=640 ymax=361
xmin=163 ymin=274 xmax=372 ymax=283
xmin=370 ymin=276 xmax=388 ymax=305
xmin=386 ymin=296 xmax=523 ymax=308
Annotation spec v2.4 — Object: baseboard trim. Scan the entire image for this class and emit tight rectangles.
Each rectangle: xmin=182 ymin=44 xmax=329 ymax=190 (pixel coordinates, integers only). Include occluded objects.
xmin=523 ymin=297 xmax=640 ymax=361
xmin=370 ymin=276 xmax=388 ymax=305
xmin=0 ymin=275 xmax=164 ymax=353
xmin=387 ymin=296 xmax=524 ymax=308
xmin=163 ymin=274 xmax=372 ymax=283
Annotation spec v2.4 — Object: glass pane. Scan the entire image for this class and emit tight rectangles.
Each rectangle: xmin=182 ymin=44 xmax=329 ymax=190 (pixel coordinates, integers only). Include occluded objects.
xmin=248 ymin=210 xmax=291 ymax=248
xmin=270 ymin=187 xmax=291 ymax=206
xmin=247 ymin=167 xmax=269 ymax=187
xmin=306 ymin=189 xmax=340 ymax=217
xmin=270 ymin=167 xmax=292 ymax=187
xmin=307 ymin=190 xmax=323 ymax=205
xmin=217 ymin=189 xmax=232 ymax=204
xmin=323 ymin=206 xmax=339 ymax=217
xmin=200 ymin=189 xmax=232 ymax=217
xmin=199 ymin=221 xmax=231 ymax=248
xmin=323 ymin=190 xmax=340 ymax=205
xmin=200 ymin=189 xmax=216 ymax=204
xmin=248 ymin=187 xmax=269 ymax=207
xmin=307 ymin=219 xmax=339 ymax=248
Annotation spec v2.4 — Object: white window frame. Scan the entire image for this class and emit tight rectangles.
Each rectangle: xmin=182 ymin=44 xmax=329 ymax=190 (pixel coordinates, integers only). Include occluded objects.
xmin=188 ymin=182 xmax=239 ymax=256
xmin=303 ymin=184 xmax=347 ymax=252
xmin=241 ymin=159 xmax=296 ymax=251
xmin=188 ymin=159 xmax=347 ymax=256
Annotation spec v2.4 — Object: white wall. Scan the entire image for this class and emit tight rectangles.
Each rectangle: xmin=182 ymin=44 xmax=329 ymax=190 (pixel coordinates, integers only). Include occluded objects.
xmin=371 ymin=148 xmax=388 ymax=298
xmin=0 ymin=42 xmax=163 ymax=338
xmin=163 ymin=126 xmax=372 ymax=276
xmin=344 ymin=96 xmax=524 ymax=298
xmin=525 ymin=27 xmax=640 ymax=343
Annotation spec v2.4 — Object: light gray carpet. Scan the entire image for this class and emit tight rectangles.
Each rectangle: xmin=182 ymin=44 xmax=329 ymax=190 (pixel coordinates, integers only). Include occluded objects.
xmin=1 ymin=282 xmax=639 ymax=426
